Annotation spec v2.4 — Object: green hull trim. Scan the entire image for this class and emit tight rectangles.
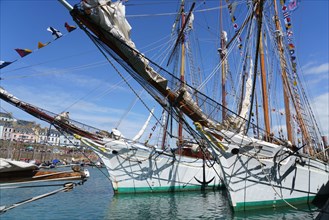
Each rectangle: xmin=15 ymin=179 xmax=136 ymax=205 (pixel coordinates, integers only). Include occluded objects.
xmin=234 ymin=195 xmax=316 ymax=211
xmin=115 ymin=184 xmax=223 ymax=194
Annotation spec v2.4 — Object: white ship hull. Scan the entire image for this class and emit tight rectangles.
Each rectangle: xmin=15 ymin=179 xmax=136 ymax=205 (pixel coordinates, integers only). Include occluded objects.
xmin=210 ymin=130 xmax=329 ymax=211
xmin=85 ymin=138 xmax=223 ymax=193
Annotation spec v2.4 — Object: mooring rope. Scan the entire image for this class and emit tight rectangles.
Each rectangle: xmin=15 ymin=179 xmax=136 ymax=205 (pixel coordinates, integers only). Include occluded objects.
xmin=0 ymin=181 xmax=85 ymax=214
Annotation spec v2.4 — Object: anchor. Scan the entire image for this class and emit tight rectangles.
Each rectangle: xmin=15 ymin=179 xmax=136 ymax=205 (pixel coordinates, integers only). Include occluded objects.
xmin=194 ymin=153 xmax=215 ymax=191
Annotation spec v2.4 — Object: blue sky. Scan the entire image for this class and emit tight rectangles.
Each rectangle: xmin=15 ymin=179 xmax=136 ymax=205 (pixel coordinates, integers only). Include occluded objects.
xmin=0 ymin=0 xmax=328 ymax=140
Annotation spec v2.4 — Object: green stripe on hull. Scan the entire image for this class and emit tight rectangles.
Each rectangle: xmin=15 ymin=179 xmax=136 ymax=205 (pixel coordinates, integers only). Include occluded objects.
xmin=115 ymin=184 xmax=222 ymax=193
xmin=234 ymin=195 xmax=316 ymax=211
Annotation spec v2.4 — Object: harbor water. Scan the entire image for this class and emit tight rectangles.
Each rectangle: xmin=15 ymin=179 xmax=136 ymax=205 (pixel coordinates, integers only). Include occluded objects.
xmin=0 ymin=167 xmax=320 ymax=219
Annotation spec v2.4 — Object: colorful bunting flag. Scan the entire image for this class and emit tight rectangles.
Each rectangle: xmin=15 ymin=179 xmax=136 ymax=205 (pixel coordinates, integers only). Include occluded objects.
xmin=282 ymin=5 xmax=288 ymax=12
xmin=285 ymin=23 xmax=292 ymax=29
xmin=288 ymin=0 xmax=299 ymax=11
xmin=284 ymin=17 xmax=291 ymax=24
xmin=226 ymin=0 xmax=243 ymax=51
xmin=38 ymin=41 xmax=49 ymax=49
xmin=47 ymin=27 xmax=63 ymax=39
xmin=15 ymin=48 xmax=32 ymax=57
xmin=281 ymin=0 xmax=300 ymax=76
xmin=283 ymin=11 xmax=289 ymax=18
xmin=65 ymin=22 xmax=77 ymax=32
xmin=0 ymin=61 xmax=14 ymax=69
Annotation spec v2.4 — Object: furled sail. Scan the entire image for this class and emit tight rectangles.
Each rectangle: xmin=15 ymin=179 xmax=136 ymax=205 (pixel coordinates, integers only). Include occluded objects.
xmin=79 ymin=0 xmax=168 ymax=89
xmin=233 ymin=58 xmax=254 ymax=132
xmin=65 ymin=0 xmax=219 ymax=130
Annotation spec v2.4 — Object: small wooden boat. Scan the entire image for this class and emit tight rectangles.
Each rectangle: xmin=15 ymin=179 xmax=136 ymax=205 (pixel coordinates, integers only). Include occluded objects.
xmin=0 ymin=158 xmax=89 ymax=185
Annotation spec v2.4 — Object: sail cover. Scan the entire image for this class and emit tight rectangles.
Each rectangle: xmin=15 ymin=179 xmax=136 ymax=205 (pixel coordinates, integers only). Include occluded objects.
xmin=79 ymin=0 xmax=168 ymax=89
xmin=81 ymin=0 xmax=132 ymax=43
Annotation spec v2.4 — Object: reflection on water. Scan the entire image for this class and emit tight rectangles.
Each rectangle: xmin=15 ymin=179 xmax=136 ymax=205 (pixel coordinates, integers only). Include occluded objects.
xmin=107 ymin=190 xmax=233 ymax=219
xmin=107 ymin=190 xmax=318 ymax=220
xmin=0 ymin=167 xmax=320 ymax=220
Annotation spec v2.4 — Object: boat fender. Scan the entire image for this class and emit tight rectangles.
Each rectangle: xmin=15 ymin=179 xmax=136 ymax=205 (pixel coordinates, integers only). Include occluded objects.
xmin=84 ymin=169 xmax=90 ymax=178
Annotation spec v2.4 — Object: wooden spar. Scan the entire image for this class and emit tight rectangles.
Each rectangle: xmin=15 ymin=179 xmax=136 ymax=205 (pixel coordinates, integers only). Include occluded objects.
xmin=220 ymin=0 xmax=227 ymax=121
xmin=167 ymin=2 xmax=195 ymax=66
xmin=68 ymin=6 xmax=217 ymax=130
xmin=58 ymin=0 xmax=73 ymax=11
xmin=0 ymin=88 xmax=103 ymax=142
xmin=178 ymin=2 xmax=186 ymax=146
xmin=246 ymin=0 xmax=264 ymax=134
xmin=259 ymin=33 xmax=271 ymax=140
xmin=273 ymin=0 xmax=313 ymax=150
xmin=273 ymin=0 xmax=293 ymax=144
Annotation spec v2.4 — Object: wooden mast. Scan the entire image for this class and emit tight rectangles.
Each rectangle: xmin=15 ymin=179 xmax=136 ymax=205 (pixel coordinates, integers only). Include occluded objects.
xmin=273 ymin=0 xmax=314 ymax=151
xmin=259 ymin=33 xmax=271 ymax=141
xmin=273 ymin=0 xmax=294 ymax=144
xmin=220 ymin=0 xmax=227 ymax=121
xmin=178 ymin=0 xmax=186 ymax=146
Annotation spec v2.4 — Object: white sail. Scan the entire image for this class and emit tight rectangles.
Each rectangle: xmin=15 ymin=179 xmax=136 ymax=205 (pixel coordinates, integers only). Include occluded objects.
xmin=232 ymin=58 xmax=253 ymax=132
xmin=132 ymin=108 xmax=154 ymax=141
xmin=239 ymin=59 xmax=253 ymax=123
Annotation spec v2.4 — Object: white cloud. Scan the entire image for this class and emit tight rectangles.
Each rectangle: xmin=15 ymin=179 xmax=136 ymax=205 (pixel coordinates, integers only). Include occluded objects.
xmin=311 ymin=92 xmax=329 ymax=138
xmin=303 ymin=62 xmax=329 ymax=75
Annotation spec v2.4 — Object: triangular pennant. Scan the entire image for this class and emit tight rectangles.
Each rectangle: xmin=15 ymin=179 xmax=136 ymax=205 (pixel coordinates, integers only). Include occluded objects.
xmin=47 ymin=27 xmax=63 ymax=39
xmin=64 ymin=22 xmax=77 ymax=32
xmin=38 ymin=41 xmax=50 ymax=49
xmin=0 ymin=60 xmax=14 ymax=69
xmin=15 ymin=48 xmax=32 ymax=57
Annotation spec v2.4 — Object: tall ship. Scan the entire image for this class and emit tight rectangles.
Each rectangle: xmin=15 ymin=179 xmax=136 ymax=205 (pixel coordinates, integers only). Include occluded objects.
xmin=0 ymin=86 xmax=222 ymax=193
xmin=51 ymin=0 xmax=328 ymax=211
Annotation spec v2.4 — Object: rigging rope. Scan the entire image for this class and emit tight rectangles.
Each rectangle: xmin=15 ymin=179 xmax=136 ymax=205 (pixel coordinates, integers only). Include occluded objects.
xmin=82 ymin=27 xmax=162 ymax=128
xmin=114 ymin=89 xmax=144 ymax=129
